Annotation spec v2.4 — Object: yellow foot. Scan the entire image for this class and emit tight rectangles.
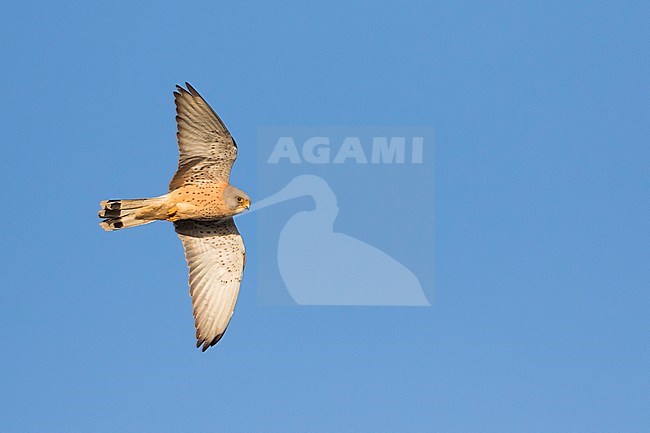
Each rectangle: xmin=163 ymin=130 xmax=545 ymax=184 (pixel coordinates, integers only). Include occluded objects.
xmin=166 ymin=206 xmax=180 ymax=222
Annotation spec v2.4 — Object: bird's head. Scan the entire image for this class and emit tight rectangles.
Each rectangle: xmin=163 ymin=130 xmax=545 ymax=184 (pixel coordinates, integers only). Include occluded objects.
xmin=224 ymin=185 xmax=251 ymax=214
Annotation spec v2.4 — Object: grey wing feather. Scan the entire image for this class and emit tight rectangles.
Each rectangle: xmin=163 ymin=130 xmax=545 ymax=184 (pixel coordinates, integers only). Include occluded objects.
xmin=174 ymin=218 xmax=246 ymax=351
xmin=170 ymin=83 xmax=238 ymax=191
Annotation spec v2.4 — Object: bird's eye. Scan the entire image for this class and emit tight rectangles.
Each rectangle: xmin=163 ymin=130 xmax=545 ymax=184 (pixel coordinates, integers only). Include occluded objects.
xmin=237 ymin=197 xmax=243 ymax=203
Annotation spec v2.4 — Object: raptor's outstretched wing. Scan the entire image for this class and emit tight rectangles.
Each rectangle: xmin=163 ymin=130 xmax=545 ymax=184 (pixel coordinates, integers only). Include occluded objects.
xmin=170 ymin=83 xmax=238 ymax=191
xmin=174 ymin=218 xmax=245 ymax=351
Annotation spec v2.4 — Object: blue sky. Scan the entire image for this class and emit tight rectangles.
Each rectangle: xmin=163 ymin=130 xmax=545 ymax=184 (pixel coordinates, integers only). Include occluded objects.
xmin=1 ymin=1 xmax=649 ymax=432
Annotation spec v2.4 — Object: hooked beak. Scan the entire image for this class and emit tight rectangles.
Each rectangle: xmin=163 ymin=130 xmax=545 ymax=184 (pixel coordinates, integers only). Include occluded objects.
xmin=243 ymin=199 xmax=251 ymax=210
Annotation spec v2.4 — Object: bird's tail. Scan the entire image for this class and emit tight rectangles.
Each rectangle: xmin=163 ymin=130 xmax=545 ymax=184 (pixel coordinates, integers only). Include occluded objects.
xmin=98 ymin=196 xmax=169 ymax=231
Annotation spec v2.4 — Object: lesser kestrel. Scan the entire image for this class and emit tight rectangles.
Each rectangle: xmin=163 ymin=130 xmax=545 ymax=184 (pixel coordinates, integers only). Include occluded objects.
xmin=99 ymin=83 xmax=250 ymax=351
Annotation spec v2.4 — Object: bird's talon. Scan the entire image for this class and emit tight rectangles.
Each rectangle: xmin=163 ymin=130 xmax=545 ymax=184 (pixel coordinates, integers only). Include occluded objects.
xmin=167 ymin=206 xmax=179 ymax=222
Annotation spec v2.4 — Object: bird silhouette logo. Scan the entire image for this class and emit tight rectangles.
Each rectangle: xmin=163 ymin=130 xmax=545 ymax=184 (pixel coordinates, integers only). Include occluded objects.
xmin=251 ymin=175 xmax=430 ymax=306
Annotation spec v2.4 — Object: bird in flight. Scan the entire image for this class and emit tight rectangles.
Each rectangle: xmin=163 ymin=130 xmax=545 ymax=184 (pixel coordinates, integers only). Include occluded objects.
xmin=98 ymin=83 xmax=250 ymax=351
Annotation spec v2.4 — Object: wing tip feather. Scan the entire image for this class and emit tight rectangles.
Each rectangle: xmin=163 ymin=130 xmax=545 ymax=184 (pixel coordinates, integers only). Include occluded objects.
xmin=174 ymin=82 xmax=199 ymax=97
xmin=185 ymin=82 xmax=198 ymax=95
xmin=197 ymin=332 xmax=225 ymax=352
